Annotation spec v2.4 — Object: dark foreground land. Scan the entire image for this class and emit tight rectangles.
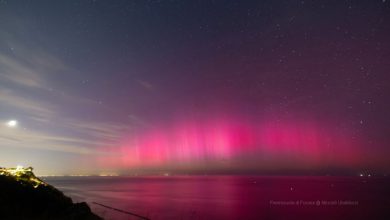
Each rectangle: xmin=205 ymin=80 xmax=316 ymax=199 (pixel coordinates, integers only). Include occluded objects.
xmin=0 ymin=167 xmax=102 ymax=220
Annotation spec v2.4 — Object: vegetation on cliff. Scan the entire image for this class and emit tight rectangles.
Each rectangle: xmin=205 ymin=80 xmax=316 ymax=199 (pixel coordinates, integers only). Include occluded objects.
xmin=0 ymin=166 xmax=103 ymax=220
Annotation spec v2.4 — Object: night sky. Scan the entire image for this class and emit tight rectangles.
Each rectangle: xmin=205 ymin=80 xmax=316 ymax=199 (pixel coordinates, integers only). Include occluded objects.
xmin=1 ymin=0 xmax=389 ymax=175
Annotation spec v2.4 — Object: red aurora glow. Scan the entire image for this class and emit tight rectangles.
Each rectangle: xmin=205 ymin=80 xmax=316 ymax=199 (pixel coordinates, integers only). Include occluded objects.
xmin=99 ymin=117 xmax=364 ymax=171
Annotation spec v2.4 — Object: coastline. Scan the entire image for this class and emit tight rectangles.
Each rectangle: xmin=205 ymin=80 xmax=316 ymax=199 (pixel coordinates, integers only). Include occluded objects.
xmin=0 ymin=167 xmax=103 ymax=220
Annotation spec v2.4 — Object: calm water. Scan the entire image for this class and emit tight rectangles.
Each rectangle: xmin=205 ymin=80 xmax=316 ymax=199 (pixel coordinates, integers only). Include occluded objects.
xmin=44 ymin=176 xmax=390 ymax=220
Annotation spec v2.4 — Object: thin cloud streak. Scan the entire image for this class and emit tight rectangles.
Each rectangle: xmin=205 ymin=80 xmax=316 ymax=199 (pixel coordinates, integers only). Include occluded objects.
xmin=0 ymin=40 xmax=134 ymax=156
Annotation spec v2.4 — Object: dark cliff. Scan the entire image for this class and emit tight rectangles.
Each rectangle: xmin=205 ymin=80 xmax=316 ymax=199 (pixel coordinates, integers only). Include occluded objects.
xmin=0 ymin=167 xmax=103 ymax=220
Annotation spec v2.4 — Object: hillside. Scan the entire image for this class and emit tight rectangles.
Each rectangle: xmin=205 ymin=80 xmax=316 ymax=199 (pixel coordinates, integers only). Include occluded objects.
xmin=0 ymin=166 xmax=103 ymax=220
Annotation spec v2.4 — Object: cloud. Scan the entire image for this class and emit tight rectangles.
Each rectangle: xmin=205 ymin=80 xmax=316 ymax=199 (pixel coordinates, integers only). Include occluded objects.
xmin=0 ymin=38 xmax=132 ymax=156
xmin=0 ymin=86 xmax=128 ymax=154
xmin=0 ymin=114 xmax=131 ymax=155
xmin=0 ymin=53 xmax=47 ymax=88
xmin=136 ymin=79 xmax=154 ymax=90
xmin=0 ymin=41 xmax=68 ymax=90
xmin=58 ymin=119 xmax=131 ymax=144
xmin=127 ymin=114 xmax=151 ymax=128
xmin=0 ymin=123 xmax=98 ymax=155
xmin=0 ymin=88 xmax=57 ymax=117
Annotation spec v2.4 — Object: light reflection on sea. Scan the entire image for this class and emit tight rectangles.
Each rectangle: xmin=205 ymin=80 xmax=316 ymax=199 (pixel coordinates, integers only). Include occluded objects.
xmin=44 ymin=176 xmax=390 ymax=220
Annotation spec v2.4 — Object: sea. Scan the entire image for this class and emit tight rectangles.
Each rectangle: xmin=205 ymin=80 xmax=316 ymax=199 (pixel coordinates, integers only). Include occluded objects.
xmin=43 ymin=176 xmax=390 ymax=220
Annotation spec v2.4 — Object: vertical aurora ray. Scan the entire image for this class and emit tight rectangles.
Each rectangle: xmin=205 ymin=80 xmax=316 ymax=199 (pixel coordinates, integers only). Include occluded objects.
xmin=99 ymin=116 xmax=365 ymax=172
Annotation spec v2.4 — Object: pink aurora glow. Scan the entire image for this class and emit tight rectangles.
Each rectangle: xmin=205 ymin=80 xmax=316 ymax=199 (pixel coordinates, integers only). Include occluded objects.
xmin=99 ymin=117 xmax=363 ymax=170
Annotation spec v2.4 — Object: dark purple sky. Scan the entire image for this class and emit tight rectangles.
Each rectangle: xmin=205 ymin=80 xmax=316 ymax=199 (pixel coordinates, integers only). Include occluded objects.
xmin=0 ymin=0 xmax=389 ymax=175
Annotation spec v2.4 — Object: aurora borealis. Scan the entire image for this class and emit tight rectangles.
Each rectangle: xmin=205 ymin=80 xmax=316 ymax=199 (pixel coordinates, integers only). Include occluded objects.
xmin=1 ymin=0 xmax=389 ymax=175
xmin=101 ymin=116 xmax=365 ymax=173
